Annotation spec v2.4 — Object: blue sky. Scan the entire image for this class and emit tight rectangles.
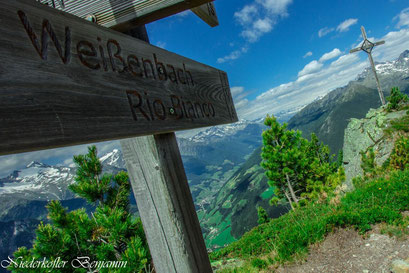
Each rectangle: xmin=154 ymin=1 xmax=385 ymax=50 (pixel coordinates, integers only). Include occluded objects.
xmin=0 ymin=0 xmax=409 ymax=176
xmin=148 ymin=0 xmax=409 ymax=120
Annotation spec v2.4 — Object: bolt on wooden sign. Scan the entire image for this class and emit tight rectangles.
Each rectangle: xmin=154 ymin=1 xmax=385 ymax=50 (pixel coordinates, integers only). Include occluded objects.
xmin=0 ymin=0 xmax=237 ymax=156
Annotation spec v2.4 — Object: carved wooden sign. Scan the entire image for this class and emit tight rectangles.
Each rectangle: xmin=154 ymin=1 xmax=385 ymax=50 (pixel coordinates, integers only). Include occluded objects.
xmin=0 ymin=0 xmax=237 ymax=155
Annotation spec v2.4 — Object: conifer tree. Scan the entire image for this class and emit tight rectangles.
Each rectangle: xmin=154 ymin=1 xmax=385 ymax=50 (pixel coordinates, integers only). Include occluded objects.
xmin=386 ymin=87 xmax=409 ymax=112
xmin=261 ymin=115 xmax=343 ymax=209
xmin=7 ymin=146 xmax=151 ymax=273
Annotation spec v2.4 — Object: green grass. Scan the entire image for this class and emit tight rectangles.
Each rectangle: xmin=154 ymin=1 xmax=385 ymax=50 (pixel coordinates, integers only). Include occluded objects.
xmin=260 ymin=187 xmax=275 ymax=200
xmin=390 ymin=111 xmax=409 ymax=132
xmin=210 ymin=168 xmax=409 ymax=271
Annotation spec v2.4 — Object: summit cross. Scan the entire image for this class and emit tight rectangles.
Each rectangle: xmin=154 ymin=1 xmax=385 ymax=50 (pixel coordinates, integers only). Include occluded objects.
xmin=350 ymin=26 xmax=386 ymax=105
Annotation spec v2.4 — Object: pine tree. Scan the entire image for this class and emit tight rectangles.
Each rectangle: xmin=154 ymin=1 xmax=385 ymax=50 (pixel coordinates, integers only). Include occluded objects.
xmin=261 ymin=115 xmax=343 ymax=209
xmin=7 ymin=146 xmax=151 ymax=273
xmin=386 ymin=87 xmax=409 ymax=112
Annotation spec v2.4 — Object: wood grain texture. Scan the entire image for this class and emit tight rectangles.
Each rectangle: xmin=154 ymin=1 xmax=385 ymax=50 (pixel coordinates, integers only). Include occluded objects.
xmin=120 ymin=134 xmax=213 ymax=273
xmin=191 ymin=2 xmax=219 ymax=27
xmin=0 ymin=0 xmax=237 ymax=156
xmin=39 ymin=0 xmax=212 ymax=31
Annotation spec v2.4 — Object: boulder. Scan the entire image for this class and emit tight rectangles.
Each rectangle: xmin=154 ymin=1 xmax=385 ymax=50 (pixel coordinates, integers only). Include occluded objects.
xmin=343 ymin=106 xmax=407 ymax=190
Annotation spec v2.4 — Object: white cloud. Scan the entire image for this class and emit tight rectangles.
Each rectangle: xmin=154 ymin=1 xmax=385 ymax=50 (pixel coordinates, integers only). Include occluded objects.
xmin=253 ymin=18 xmax=274 ymax=33
xmin=234 ymin=26 xmax=409 ymax=121
xmin=234 ymin=5 xmax=258 ymax=25
xmin=337 ymin=18 xmax=358 ymax=32
xmin=298 ymin=60 xmax=323 ymax=77
xmin=217 ymin=47 xmax=248 ymax=63
xmin=255 ymin=0 xmax=293 ymax=17
xmin=395 ymin=7 xmax=409 ymax=28
xmin=303 ymin=51 xmax=313 ymax=58
xmin=221 ymin=0 xmax=293 ymax=62
xmin=230 ymin=86 xmax=250 ymax=114
xmin=329 ymin=54 xmax=359 ymax=68
xmin=318 ymin=27 xmax=334 ymax=37
xmin=319 ymin=18 xmax=358 ymax=38
xmin=242 ymin=18 xmax=275 ymax=42
xmin=231 ymin=86 xmax=245 ymax=97
xmin=371 ymin=28 xmax=409 ymax=62
xmin=319 ymin=48 xmax=342 ymax=62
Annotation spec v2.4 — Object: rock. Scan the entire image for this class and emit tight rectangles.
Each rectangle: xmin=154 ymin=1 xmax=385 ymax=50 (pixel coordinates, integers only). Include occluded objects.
xmin=391 ymin=260 xmax=409 ymax=273
xmin=343 ymin=107 xmax=407 ymax=190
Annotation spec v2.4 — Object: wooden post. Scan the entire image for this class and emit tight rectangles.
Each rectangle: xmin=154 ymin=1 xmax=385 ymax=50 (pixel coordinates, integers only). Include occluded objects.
xmin=350 ymin=26 xmax=386 ymax=105
xmin=120 ymin=26 xmax=213 ymax=273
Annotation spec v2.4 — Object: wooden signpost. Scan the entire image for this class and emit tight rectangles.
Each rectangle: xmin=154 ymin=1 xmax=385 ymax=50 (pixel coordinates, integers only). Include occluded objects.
xmin=38 ymin=0 xmax=214 ymax=31
xmin=192 ymin=2 xmax=219 ymax=27
xmin=1 ymin=0 xmax=234 ymax=273
xmin=0 ymin=0 xmax=236 ymax=155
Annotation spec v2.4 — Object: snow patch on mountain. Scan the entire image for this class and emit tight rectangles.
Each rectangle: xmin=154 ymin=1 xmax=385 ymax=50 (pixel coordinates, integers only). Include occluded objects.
xmin=186 ymin=119 xmax=253 ymax=143
xmin=0 ymin=149 xmax=126 ymax=202
xmin=99 ymin=149 xmax=125 ymax=169
xmin=357 ymin=50 xmax=409 ymax=79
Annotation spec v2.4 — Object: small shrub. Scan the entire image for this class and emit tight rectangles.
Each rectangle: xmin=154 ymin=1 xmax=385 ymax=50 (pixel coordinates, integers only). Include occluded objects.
xmin=251 ymin=258 xmax=267 ymax=269
xmin=360 ymin=147 xmax=377 ymax=177
xmin=386 ymin=87 xmax=409 ymax=112
xmin=389 ymin=136 xmax=409 ymax=171
xmin=257 ymin=206 xmax=269 ymax=225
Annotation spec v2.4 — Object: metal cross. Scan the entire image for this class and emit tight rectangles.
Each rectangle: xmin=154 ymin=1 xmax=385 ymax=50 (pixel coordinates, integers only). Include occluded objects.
xmin=350 ymin=26 xmax=386 ymax=105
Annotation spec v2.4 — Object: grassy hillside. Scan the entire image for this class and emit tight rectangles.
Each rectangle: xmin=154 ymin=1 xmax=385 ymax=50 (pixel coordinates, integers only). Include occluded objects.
xmin=210 ymin=105 xmax=409 ymax=272
xmin=211 ymin=167 xmax=409 ymax=272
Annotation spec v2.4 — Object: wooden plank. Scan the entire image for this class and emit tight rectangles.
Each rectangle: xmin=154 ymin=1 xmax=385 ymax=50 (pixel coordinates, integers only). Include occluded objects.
xmin=120 ymin=26 xmax=212 ymax=273
xmin=0 ymin=0 xmax=237 ymax=156
xmin=121 ymin=134 xmax=213 ymax=273
xmin=38 ymin=0 xmax=213 ymax=32
xmin=191 ymin=2 xmax=219 ymax=27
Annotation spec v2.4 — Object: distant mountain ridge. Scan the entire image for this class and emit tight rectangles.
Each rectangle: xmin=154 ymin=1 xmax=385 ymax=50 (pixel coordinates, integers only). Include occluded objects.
xmin=288 ymin=49 xmax=409 ymax=154
xmin=0 ymin=119 xmax=267 ymax=261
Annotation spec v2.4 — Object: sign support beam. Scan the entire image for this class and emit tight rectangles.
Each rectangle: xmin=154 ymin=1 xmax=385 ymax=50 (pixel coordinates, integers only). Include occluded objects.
xmin=119 ymin=26 xmax=213 ymax=273
xmin=121 ymin=134 xmax=213 ymax=273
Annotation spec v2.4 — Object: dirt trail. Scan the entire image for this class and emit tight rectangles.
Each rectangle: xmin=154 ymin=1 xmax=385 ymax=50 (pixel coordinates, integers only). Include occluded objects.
xmin=276 ymin=226 xmax=409 ymax=273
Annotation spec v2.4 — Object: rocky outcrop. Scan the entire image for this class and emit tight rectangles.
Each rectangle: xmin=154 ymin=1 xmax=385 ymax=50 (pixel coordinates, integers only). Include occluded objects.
xmin=343 ymin=107 xmax=407 ymax=189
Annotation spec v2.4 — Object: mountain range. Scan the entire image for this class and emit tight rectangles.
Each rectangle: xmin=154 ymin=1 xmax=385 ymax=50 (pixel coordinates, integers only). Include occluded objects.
xmin=0 ymin=119 xmax=266 ymax=266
